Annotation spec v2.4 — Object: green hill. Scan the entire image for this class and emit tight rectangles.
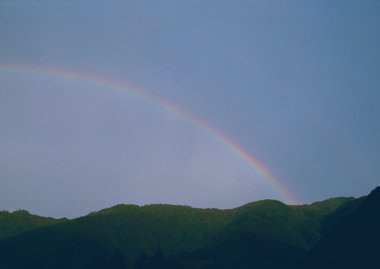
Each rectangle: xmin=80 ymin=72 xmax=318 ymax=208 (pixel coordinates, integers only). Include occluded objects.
xmin=306 ymin=187 xmax=380 ymax=269
xmin=220 ymin=198 xmax=354 ymax=249
xmin=166 ymin=197 xmax=356 ymax=269
xmin=0 ymin=195 xmax=358 ymax=269
xmin=0 ymin=209 xmax=67 ymax=240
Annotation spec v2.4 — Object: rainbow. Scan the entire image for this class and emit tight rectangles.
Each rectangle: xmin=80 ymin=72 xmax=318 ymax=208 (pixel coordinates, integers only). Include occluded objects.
xmin=0 ymin=63 xmax=298 ymax=204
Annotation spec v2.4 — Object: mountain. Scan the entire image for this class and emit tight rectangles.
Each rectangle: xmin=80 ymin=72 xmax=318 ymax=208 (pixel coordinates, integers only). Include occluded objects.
xmin=0 ymin=204 xmax=233 ymax=269
xmin=305 ymin=186 xmax=380 ymax=269
xmin=0 ymin=188 xmax=378 ymax=269
xmin=0 ymin=209 xmax=67 ymax=240
xmin=165 ymin=198 xmax=356 ymax=269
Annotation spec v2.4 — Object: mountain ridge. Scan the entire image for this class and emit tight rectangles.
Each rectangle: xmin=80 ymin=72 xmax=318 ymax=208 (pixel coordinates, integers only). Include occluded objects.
xmin=0 ymin=209 xmax=68 ymax=240
xmin=0 ymin=192 xmax=368 ymax=269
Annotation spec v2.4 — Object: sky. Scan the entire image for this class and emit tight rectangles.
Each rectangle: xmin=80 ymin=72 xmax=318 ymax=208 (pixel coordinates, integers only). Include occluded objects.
xmin=1 ymin=0 xmax=380 ymax=218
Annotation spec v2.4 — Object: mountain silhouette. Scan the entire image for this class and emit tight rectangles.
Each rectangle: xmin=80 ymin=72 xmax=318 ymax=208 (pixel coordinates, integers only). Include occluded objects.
xmin=0 ymin=209 xmax=67 ymax=240
xmin=0 ymin=188 xmax=378 ymax=269
xmin=306 ymin=186 xmax=380 ymax=269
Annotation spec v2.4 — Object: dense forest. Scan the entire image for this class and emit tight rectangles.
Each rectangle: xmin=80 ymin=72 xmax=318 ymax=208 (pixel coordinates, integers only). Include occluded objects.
xmin=0 ymin=187 xmax=379 ymax=269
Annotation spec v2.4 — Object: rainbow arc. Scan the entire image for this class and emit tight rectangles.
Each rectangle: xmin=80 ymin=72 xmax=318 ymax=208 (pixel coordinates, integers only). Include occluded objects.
xmin=0 ymin=63 xmax=298 ymax=204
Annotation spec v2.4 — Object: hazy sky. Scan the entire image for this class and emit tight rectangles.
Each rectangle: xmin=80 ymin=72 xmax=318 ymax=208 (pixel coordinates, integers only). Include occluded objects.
xmin=1 ymin=0 xmax=379 ymax=218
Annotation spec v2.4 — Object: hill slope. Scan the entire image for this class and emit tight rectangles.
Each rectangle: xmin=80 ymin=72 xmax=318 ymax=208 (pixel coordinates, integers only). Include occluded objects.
xmin=0 ymin=195 xmax=357 ymax=269
xmin=166 ymin=198 xmax=356 ymax=269
xmin=0 ymin=209 xmax=67 ymax=240
xmin=306 ymin=186 xmax=380 ymax=269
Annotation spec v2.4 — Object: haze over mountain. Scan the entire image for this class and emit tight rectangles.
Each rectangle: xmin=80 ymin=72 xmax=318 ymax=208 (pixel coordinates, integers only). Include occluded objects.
xmin=0 ymin=187 xmax=378 ymax=269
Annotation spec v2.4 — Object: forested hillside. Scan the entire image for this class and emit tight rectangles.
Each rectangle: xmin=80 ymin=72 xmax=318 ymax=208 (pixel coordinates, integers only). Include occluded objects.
xmin=0 ymin=188 xmax=378 ymax=269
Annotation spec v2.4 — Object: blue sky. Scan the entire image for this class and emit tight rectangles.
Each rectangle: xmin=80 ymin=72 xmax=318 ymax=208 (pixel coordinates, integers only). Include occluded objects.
xmin=1 ymin=0 xmax=379 ymax=218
